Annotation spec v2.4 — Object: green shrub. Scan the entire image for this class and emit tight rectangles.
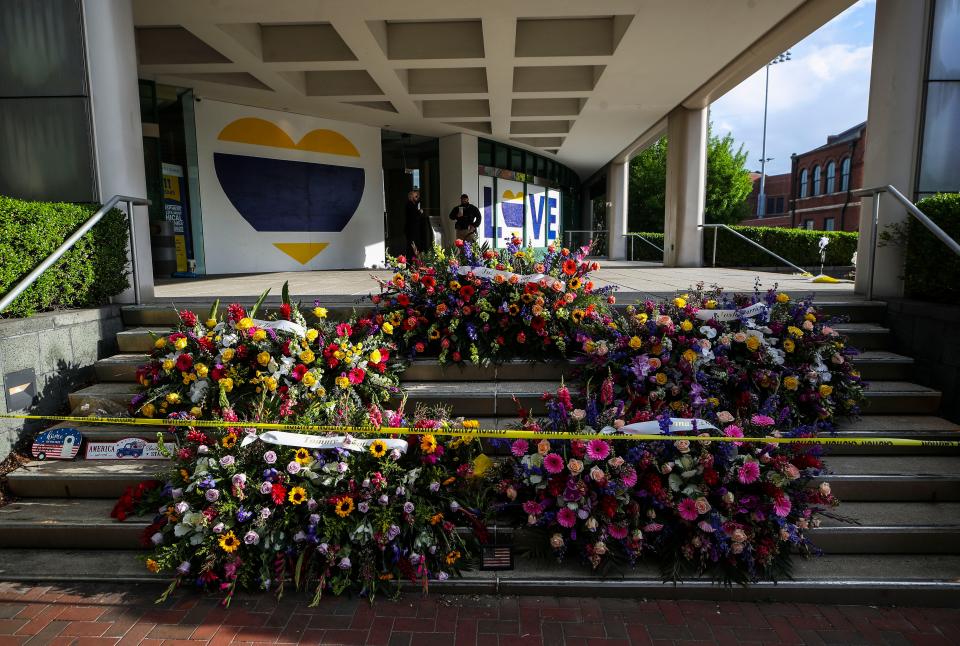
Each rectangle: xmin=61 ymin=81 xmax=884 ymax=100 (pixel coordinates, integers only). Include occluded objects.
xmin=0 ymin=196 xmax=130 ymax=318
xmin=627 ymin=226 xmax=858 ymax=268
xmin=905 ymin=193 xmax=960 ymax=302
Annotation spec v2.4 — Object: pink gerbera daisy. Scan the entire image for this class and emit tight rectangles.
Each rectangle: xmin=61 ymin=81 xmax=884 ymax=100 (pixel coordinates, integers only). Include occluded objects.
xmin=723 ymin=424 xmax=744 ymax=447
xmin=620 ymin=467 xmax=638 ymax=488
xmin=511 ymin=439 xmax=529 ymax=457
xmin=738 ymin=460 xmax=761 ymax=484
xmin=608 ymin=524 xmax=628 ymax=539
xmin=678 ymin=498 xmax=699 ymax=521
xmin=557 ymin=507 xmax=577 ymax=528
xmin=751 ymin=414 xmax=775 ymax=427
xmin=544 ymin=453 xmax=565 ymax=474
xmin=773 ymin=494 xmax=792 ymax=517
xmin=586 ymin=439 xmax=610 ymax=461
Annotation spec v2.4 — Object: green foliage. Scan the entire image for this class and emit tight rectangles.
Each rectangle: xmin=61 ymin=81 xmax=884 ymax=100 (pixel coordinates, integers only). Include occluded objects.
xmin=904 ymin=193 xmax=960 ymax=302
xmin=628 ymin=226 xmax=859 ymax=268
xmin=628 ymin=127 xmax=755 ymax=231
xmin=0 ymin=196 xmax=130 ymax=318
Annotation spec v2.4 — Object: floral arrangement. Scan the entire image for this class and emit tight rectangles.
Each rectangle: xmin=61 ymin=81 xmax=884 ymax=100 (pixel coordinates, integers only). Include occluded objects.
xmin=492 ymin=386 xmax=839 ymax=584
xmin=372 ymin=239 xmax=613 ymax=364
xmin=131 ymin=284 xmax=400 ymax=428
xmin=138 ymin=405 xmax=486 ymax=603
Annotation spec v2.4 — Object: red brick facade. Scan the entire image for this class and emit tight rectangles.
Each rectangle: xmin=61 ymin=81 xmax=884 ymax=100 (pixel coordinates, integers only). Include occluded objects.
xmin=741 ymin=122 xmax=866 ymax=232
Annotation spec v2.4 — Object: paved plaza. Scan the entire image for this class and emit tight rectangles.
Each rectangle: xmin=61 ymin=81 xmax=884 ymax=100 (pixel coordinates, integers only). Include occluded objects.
xmin=0 ymin=582 xmax=955 ymax=646
xmin=154 ymin=263 xmax=857 ymax=303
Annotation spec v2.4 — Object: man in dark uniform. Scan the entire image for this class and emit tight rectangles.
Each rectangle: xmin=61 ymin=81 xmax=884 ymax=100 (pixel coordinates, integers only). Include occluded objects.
xmin=404 ymin=189 xmax=424 ymax=256
xmin=448 ymin=193 xmax=482 ymax=242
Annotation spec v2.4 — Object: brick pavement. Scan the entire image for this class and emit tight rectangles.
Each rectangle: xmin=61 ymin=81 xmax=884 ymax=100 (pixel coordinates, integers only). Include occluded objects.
xmin=0 ymin=582 xmax=955 ymax=645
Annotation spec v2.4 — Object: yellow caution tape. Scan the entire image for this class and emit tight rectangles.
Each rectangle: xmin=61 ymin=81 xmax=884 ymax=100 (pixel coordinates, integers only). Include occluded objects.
xmin=2 ymin=413 xmax=958 ymax=448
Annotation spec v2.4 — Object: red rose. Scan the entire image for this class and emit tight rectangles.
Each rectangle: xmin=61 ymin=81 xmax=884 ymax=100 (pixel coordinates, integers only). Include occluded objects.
xmin=415 ymin=342 xmax=425 ymax=353
xmin=176 ymin=353 xmax=193 ymax=372
xmin=451 ymin=351 xmax=462 ymax=362
xmin=459 ymin=285 xmax=475 ymax=300
xmin=179 ymin=310 xmax=198 ymax=327
xmin=279 ymin=303 xmax=291 ymax=320
xmin=397 ymin=294 xmax=410 ymax=307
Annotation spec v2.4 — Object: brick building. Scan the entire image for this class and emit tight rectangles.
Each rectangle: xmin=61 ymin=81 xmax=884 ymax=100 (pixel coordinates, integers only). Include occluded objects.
xmin=741 ymin=122 xmax=866 ymax=231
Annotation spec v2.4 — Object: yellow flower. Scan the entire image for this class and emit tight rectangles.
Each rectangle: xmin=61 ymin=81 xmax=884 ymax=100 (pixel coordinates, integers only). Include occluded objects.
xmin=263 ymin=376 xmax=277 ymax=392
xmin=257 ymin=351 xmax=271 ymax=366
xmin=445 ymin=550 xmax=461 ymax=565
xmin=635 ymin=313 xmax=649 ymax=325
xmin=154 ymin=337 xmax=167 ymax=349
xmin=682 ymin=349 xmax=698 ymax=363
xmin=819 ymin=384 xmax=834 ymax=397
xmin=777 ymin=293 xmax=790 ymax=303
xmin=674 ymin=297 xmax=687 ymax=308
xmin=784 ymin=376 xmax=799 ymax=390
xmin=369 ymin=439 xmax=387 ymax=458
xmin=219 ymin=531 xmax=240 ymax=553
xmin=219 ymin=377 xmax=234 ymax=392
xmin=462 ymin=419 xmax=480 ymax=429
xmin=449 ymin=280 xmax=461 ymax=290
xmin=313 ymin=307 xmax=328 ymax=319
xmin=783 ymin=339 xmax=796 ymax=353
xmin=237 ymin=317 xmax=254 ymax=330
xmin=174 ymin=337 xmax=188 ymax=351
xmin=568 ymin=277 xmax=581 ymax=290
xmin=252 ymin=329 xmax=267 ymax=342
xmin=627 ymin=336 xmax=643 ymax=350
xmin=680 ymin=320 xmax=693 ymax=332
xmin=221 ymin=348 xmax=235 ymax=362
xmin=190 ymin=406 xmax=202 ymax=417
xmin=472 ymin=454 xmax=493 ymax=477
xmin=288 ymin=486 xmax=307 ymax=505
xmin=583 ymin=340 xmax=596 ymax=353
xmin=369 ymin=349 xmax=382 ymax=364
xmin=745 ymin=336 xmax=761 ymax=351
xmin=421 ymin=434 xmax=438 ymax=454
xmin=141 ymin=403 xmax=156 ymax=418
xmin=165 ymin=392 xmax=181 ymax=405
xmin=195 ymin=363 xmax=209 ymax=379
xmin=336 ymin=376 xmax=350 ymax=389
xmin=430 ymin=513 xmax=444 ymax=525
xmin=162 ymin=359 xmax=176 ymax=371
xmin=145 ymin=559 xmax=160 ymax=573
xmin=705 ymin=300 xmax=717 ymax=309
xmin=299 ymin=349 xmax=315 ymax=364
xmin=222 ymin=434 xmax=237 ymax=448
xmin=655 ymin=372 xmax=668 ymax=385
xmin=382 ymin=322 xmax=393 ymax=335
xmin=805 ymin=313 xmax=817 ymax=322
xmin=787 ymin=326 xmax=804 ymax=338
xmin=205 ymin=318 xmax=217 ymax=328
xmin=335 ymin=497 xmax=355 ymax=518
xmin=301 ymin=372 xmax=316 ymax=388
xmin=306 ymin=328 xmax=319 ymax=342
xmin=571 ymin=309 xmax=585 ymax=324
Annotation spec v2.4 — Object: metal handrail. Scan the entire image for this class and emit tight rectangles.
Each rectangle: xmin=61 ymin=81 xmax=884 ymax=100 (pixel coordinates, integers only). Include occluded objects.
xmin=564 ymin=229 xmax=607 ymax=248
xmin=699 ymin=224 xmax=810 ymax=275
xmin=625 ymin=232 xmax=664 ymax=260
xmin=0 ymin=195 xmax=150 ymax=313
xmin=853 ymin=184 xmax=960 ymax=300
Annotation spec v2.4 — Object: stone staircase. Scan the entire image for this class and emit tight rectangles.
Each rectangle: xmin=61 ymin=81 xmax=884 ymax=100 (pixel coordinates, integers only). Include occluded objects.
xmin=1 ymin=299 xmax=959 ymax=604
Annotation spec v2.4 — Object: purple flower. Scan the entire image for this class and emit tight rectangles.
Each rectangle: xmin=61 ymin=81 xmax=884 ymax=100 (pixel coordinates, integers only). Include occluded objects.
xmin=287 ymin=461 xmax=301 ymax=475
xmin=231 ymin=473 xmax=246 ymax=488
xmin=177 ymin=561 xmax=191 ymax=575
xmin=678 ymin=498 xmax=699 ymax=521
xmin=263 ymin=450 xmax=277 ymax=464
xmin=259 ymin=481 xmax=272 ymax=495
xmin=403 ymin=502 xmax=415 ymax=514
xmin=338 ymin=557 xmax=352 ymax=570
xmin=205 ymin=489 xmax=220 ymax=502
xmin=557 ymin=507 xmax=577 ymax=528
xmin=236 ymin=507 xmax=252 ymax=523
xmin=219 ymin=455 xmax=235 ymax=467
xmin=243 ymin=530 xmax=260 ymax=545
xmin=511 ymin=439 xmax=529 ymax=457
xmin=358 ymin=502 xmax=370 ymax=513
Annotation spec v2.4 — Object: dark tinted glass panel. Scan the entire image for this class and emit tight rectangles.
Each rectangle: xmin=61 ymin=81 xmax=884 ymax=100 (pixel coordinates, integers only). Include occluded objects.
xmin=494 ymin=143 xmax=508 ymax=169
xmin=930 ymin=0 xmax=960 ymax=79
xmin=510 ymin=148 xmax=523 ymax=172
xmin=918 ymin=82 xmax=960 ymax=192
xmin=0 ymin=0 xmax=87 ymax=97
xmin=478 ymin=139 xmax=493 ymax=166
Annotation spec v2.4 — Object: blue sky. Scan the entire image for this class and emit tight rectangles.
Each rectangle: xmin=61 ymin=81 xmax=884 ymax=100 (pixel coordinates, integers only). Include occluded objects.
xmin=709 ymin=0 xmax=875 ymax=176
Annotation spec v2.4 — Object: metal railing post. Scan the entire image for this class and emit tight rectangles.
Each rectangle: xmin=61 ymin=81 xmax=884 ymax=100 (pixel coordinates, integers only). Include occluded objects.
xmin=698 ymin=224 xmax=809 ymax=275
xmin=127 ymin=200 xmax=141 ymax=305
xmin=867 ymin=192 xmax=881 ymax=301
xmin=712 ymin=228 xmax=718 ymax=267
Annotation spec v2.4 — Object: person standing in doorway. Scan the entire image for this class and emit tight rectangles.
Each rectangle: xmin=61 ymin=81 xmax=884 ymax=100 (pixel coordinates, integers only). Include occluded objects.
xmin=405 ymin=189 xmax=424 ymax=256
xmin=448 ymin=193 xmax=481 ymax=243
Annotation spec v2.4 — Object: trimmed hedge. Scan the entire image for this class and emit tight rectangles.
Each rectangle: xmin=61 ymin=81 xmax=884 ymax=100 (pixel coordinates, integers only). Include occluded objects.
xmin=628 ymin=226 xmax=859 ymax=268
xmin=905 ymin=193 xmax=960 ymax=302
xmin=0 ymin=196 xmax=130 ymax=318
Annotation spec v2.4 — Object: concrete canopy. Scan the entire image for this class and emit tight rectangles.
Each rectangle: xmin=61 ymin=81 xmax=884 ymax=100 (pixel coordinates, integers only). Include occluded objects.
xmin=133 ymin=0 xmax=853 ymax=178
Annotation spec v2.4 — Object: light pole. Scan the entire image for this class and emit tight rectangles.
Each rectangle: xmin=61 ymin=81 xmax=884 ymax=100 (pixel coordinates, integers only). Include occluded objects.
xmin=757 ymin=51 xmax=791 ymax=218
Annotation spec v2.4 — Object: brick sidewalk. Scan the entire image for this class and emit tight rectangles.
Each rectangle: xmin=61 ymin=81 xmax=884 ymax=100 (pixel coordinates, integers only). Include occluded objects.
xmin=0 ymin=583 xmax=956 ymax=646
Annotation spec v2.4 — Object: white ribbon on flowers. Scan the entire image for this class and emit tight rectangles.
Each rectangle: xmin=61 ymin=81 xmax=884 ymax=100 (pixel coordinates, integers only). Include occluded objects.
xmin=456 ymin=266 xmax=553 ymax=285
xmin=619 ymin=418 xmax=718 ymax=435
xmin=694 ymin=302 xmax=767 ymax=322
xmin=252 ymin=319 xmax=307 ymax=337
xmin=241 ymin=430 xmax=408 ymax=454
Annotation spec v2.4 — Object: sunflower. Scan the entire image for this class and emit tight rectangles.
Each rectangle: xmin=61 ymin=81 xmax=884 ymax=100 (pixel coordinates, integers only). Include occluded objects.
xmin=335 ymin=496 xmax=355 ymax=518
xmin=571 ymin=309 xmax=585 ymax=324
xmin=420 ymin=434 xmax=438 ymax=454
xmin=288 ymin=486 xmax=307 ymax=505
xmin=428 ymin=328 xmax=441 ymax=340
xmin=222 ymin=433 xmax=237 ymax=449
xmin=508 ymin=303 xmax=520 ymax=316
xmin=521 ymin=293 xmax=534 ymax=304
xmin=219 ymin=531 xmax=240 ymax=553
xmin=294 ymin=447 xmax=312 ymax=465
xmin=369 ymin=439 xmax=387 ymax=458
xmin=568 ymin=277 xmax=582 ymax=290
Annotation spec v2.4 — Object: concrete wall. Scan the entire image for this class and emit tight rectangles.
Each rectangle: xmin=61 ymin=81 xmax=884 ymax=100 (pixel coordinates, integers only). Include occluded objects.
xmin=0 ymin=307 xmax=122 ymax=459
xmin=885 ymin=299 xmax=960 ymax=423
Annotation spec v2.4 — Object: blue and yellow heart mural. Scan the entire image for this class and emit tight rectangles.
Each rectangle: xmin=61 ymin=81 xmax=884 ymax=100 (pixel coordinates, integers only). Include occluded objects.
xmin=501 ymin=189 xmax=524 ymax=227
xmin=213 ymin=118 xmax=365 ymax=264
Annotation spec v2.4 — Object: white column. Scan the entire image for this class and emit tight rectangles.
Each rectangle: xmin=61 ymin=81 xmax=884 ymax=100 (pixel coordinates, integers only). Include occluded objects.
xmin=855 ymin=0 xmax=930 ymax=298
xmin=663 ymin=106 xmax=707 ymax=267
xmin=438 ymin=133 xmax=479 ymax=247
xmin=82 ymin=0 xmax=154 ymax=303
xmin=606 ymin=161 xmax=629 ymax=259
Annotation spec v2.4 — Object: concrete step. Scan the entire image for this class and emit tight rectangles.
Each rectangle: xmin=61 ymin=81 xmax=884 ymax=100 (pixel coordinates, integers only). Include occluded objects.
xmin=68 ymin=382 xmax=140 ymax=412
xmin=94 ymin=353 xmax=149 ymax=382
xmin=121 ymin=302 xmax=361 ymax=326
xmin=116 ymin=327 xmax=170 ymax=353
xmin=862 ymin=381 xmax=941 ymax=415
xmin=400 ymin=381 xmax=560 ymax=417
xmin=0 ymin=499 xmax=148 ymax=549
xmin=851 ymin=350 xmax=913 ymax=381
xmin=7 ymin=460 xmax=164 ymax=498
xmin=816 ymin=455 xmax=960 ymax=501
xmin=832 ymin=322 xmax=890 ymax=350
xmin=813 ymin=300 xmax=887 ymax=323
xmin=0 ymin=549 xmax=954 ymax=606
xmin=827 ymin=415 xmax=960 ymax=455
xmin=810 ymin=501 xmax=960 ymax=554
xmin=403 ymin=359 xmax=572 ymax=382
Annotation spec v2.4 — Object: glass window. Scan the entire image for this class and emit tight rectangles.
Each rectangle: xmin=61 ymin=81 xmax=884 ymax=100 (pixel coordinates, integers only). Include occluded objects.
xmin=766 ymin=197 xmax=776 ymax=214
xmin=536 ymin=155 xmax=547 ymax=178
xmin=494 ymin=144 xmax=508 ymax=169
xmin=524 ymin=151 xmax=536 ymax=175
xmin=812 ymin=165 xmax=822 ymax=196
xmin=840 ymin=157 xmax=851 ymax=191
xmin=826 ymin=161 xmax=836 ymax=193
xmin=478 ymin=139 xmax=493 ymax=166
xmin=825 ymin=218 xmax=835 ymax=231
xmin=510 ymin=148 xmax=523 ymax=172
xmin=918 ymin=81 xmax=960 ymax=193
xmin=775 ymin=197 xmax=784 ymax=213
xmin=804 ymin=219 xmax=814 ymax=230
xmin=930 ymin=0 xmax=960 ymax=80
xmin=799 ymin=169 xmax=809 ymax=198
